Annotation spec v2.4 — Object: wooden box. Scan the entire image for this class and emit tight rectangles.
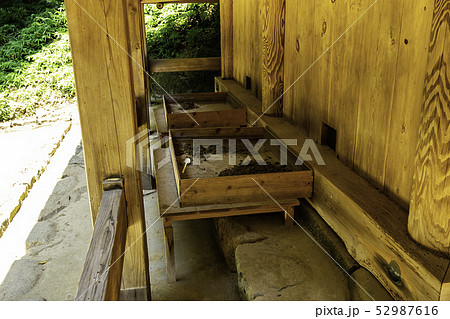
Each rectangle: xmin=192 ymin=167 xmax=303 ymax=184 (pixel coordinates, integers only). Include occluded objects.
xmin=161 ymin=92 xmax=247 ymax=130
xmin=168 ymin=127 xmax=313 ymax=207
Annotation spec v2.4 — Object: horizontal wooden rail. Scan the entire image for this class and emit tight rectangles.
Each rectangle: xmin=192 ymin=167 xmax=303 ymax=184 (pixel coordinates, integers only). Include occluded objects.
xmin=142 ymin=1 xmax=218 ymax=4
xmin=76 ymin=179 xmax=127 ymax=301
xmin=149 ymin=57 xmax=221 ymax=73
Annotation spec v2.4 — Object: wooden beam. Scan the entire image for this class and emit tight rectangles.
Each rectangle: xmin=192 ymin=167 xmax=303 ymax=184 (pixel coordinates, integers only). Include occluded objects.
xmin=76 ymin=179 xmax=127 ymax=301
xmin=216 ymin=77 xmax=450 ymax=301
xmin=149 ymin=57 xmax=221 ymax=73
xmin=127 ymin=0 xmax=153 ymax=190
xmin=261 ymin=0 xmax=285 ymax=116
xmin=66 ymin=0 xmax=150 ymax=298
xmin=128 ymin=0 xmax=149 ymax=132
xmin=409 ymin=0 xmax=450 ymax=256
xmin=220 ymin=0 xmax=233 ymax=78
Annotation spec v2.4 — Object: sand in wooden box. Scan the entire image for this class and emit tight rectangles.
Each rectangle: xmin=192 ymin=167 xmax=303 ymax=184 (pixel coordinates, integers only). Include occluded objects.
xmin=163 ymin=92 xmax=247 ymax=129
xmin=168 ymin=127 xmax=313 ymax=207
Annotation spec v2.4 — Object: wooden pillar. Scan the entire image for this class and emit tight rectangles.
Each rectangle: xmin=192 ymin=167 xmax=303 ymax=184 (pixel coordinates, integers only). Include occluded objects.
xmin=127 ymin=0 xmax=154 ymax=188
xmin=262 ymin=0 xmax=285 ymax=116
xmin=66 ymin=0 xmax=150 ymax=299
xmin=220 ymin=0 xmax=233 ymax=79
xmin=409 ymin=0 xmax=450 ymax=256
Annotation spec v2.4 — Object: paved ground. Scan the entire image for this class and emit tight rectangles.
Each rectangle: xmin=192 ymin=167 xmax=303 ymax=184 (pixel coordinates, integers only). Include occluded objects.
xmin=0 ymin=104 xmax=76 ymax=238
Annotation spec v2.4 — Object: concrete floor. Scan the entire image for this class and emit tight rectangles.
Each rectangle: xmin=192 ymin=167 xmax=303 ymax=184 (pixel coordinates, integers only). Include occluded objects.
xmin=145 ymin=192 xmax=240 ymax=301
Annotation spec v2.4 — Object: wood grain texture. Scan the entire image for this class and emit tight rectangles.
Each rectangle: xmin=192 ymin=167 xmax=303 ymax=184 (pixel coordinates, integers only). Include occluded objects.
xmin=384 ymin=0 xmax=435 ymax=209
xmin=279 ymin=0 xmax=437 ymax=210
xmin=220 ymin=0 xmax=233 ymax=78
xmin=409 ymin=0 xmax=450 ymax=256
xmin=283 ymin=0 xmax=314 ymax=132
xmin=216 ymin=77 xmax=450 ymax=301
xmin=149 ymin=57 xmax=221 ymax=73
xmin=179 ymin=171 xmax=312 ymax=207
xmin=119 ymin=288 xmax=148 ymax=301
xmin=163 ymin=219 xmax=176 ymax=283
xmin=262 ymin=0 xmax=285 ymax=116
xmin=127 ymin=0 xmax=149 ymax=131
xmin=162 ymin=92 xmax=247 ymax=129
xmin=65 ymin=0 xmax=150 ymax=296
xmin=233 ymin=0 xmax=263 ymax=99
xmin=77 ymin=184 xmax=127 ymax=301
xmin=441 ymin=265 xmax=450 ymax=301
xmin=353 ymin=0 xmax=403 ymax=190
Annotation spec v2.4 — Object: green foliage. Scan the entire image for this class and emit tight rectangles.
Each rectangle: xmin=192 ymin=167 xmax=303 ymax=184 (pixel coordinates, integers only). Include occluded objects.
xmin=144 ymin=4 xmax=221 ymax=94
xmin=0 ymin=0 xmax=74 ymax=122
xmin=0 ymin=1 xmax=221 ymax=121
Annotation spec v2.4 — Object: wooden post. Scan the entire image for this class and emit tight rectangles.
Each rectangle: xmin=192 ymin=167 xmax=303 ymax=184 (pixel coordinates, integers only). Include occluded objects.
xmin=284 ymin=206 xmax=294 ymax=228
xmin=409 ymin=0 xmax=450 ymax=256
xmin=127 ymin=0 xmax=154 ymax=189
xmin=220 ymin=0 xmax=233 ymax=79
xmin=163 ymin=218 xmax=176 ymax=283
xmin=262 ymin=0 xmax=285 ymax=116
xmin=66 ymin=0 xmax=150 ymax=299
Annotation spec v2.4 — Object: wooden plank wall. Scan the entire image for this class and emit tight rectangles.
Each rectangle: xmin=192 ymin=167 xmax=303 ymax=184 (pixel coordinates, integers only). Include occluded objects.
xmin=232 ymin=0 xmax=435 ymax=210
xmin=232 ymin=0 xmax=263 ymax=99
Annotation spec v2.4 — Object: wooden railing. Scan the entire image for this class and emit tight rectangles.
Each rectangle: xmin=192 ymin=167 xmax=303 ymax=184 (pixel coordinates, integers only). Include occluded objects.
xmin=76 ymin=179 xmax=127 ymax=301
xmin=149 ymin=57 xmax=221 ymax=73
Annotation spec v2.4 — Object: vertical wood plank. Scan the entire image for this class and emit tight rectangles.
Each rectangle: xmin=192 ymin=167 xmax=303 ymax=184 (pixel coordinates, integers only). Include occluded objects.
xmin=220 ymin=0 xmax=233 ymax=79
xmin=232 ymin=0 xmax=262 ymax=99
xmin=65 ymin=0 xmax=150 ymax=298
xmin=409 ymin=0 xmax=450 ymax=256
xmin=283 ymin=0 xmax=315 ymax=131
xmin=163 ymin=218 xmax=176 ymax=283
xmin=262 ymin=0 xmax=285 ymax=116
xmin=308 ymin=0 xmax=332 ymax=143
xmin=327 ymin=0 xmax=366 ymax=167
xmin=352 ymin=0 xmax=403 ymax=189
xmin=384 ymin=0 xmax=434 ymax=209
xmin=284 ymin=206 xmax=294 ymax=228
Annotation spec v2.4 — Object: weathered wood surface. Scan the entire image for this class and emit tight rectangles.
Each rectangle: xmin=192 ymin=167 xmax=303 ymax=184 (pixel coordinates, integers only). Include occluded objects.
xmin=232 ymin=0 xmax=263 ymax=99
xmin=270 ymin=0 xmax=436 ymax=211
xmin=66 ymin=0 xmax=150 ymax=297
xmin=163 ymin=218 xmax=176 ymax=283
xmin=216 ymin=77 xmax=450 ymax=301
xmin=119 ymin=288 xmax=148 ymax=301
xmin=149 ymin=57 xmax=221 ymax=73
xmin=154 ymin=147 xmax=298 ymax=216
xmin=409 ymin=0 xmax=450 ymax=256
xmin=154 ymin=108 xmax=168 ymax=136
xmin=220 ymin=0 xmax=233 ymax=79
xmin=441 ymin=265 xmax=450 ymax=301
xmin=163 ymin=92 xmax=247 ymax=129
xmin=76 ymin=181 xmax=127 ymax=301
xmin=262 ymin=0 xmax=285 ymax=116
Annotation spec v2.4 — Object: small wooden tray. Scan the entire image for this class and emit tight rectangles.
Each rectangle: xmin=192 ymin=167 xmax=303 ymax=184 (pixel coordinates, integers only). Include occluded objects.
xmin=168 ymin=127 xmax=313 ymax=207
xmin=161 ymin=92 xmax=247 ymax=131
